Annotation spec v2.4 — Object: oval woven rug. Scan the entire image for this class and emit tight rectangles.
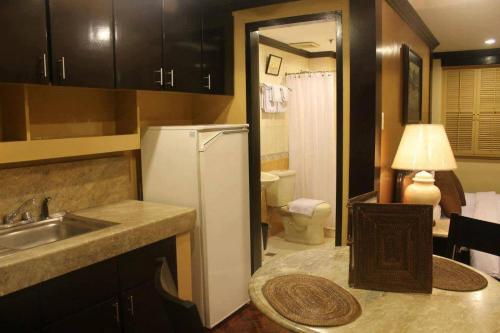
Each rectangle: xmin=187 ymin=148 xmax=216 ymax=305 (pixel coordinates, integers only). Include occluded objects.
xmin=433 ymin=257 xmax=488 ymax=291
xmin=262 ymin=274 xmax=362 ymax=327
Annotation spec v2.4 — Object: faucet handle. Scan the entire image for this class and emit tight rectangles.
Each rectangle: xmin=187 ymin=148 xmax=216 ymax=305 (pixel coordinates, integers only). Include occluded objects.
xmin=41 ymin=197 xmax=52 ymax=220
xmin=22 ymin=211 xmax=33 ymax=222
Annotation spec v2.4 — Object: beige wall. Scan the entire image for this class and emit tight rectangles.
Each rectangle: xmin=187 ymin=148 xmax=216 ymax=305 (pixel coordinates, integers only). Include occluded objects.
xmin=259 ymin=43 xmax=335 ymax=173
xmin=379 ymin=0 xmax=431 ymax=203
xmin=309 ymin=57 xmax=337 ymax=71
xmin=259 ymin=44 xmax=306 ymax=160
xmin=430 ymin=60 xmax=500 ymax=193
xmin=196 ymin=0 xmax=350 ymax=243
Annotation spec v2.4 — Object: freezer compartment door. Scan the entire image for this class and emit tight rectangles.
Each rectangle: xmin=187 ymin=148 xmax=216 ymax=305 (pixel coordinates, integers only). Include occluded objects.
xmin=198 ymin=130 xmax=251 ymax=328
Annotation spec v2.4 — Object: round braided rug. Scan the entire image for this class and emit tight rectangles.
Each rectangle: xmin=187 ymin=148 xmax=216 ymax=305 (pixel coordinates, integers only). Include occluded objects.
xmin=433 ymin=257 xmax=488 ymax=291
xmin=262 ymin=274 xmax=362 ymax=327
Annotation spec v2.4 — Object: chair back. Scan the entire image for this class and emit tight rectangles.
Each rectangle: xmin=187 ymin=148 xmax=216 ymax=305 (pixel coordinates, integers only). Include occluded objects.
xmin=448 ymin=213 xmax=500 ymax=259
xmin=154 ymin=268 xmax=204 ymax=333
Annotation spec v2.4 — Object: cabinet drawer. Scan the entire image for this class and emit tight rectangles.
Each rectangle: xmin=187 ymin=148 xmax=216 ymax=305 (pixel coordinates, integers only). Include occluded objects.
xmin=39 ymin=258 xmax=119 ymax=324
xmin=118 ymin=238 xmax=176 ymax=290
xmin=0 ymin=287 xmax=41 ymax=333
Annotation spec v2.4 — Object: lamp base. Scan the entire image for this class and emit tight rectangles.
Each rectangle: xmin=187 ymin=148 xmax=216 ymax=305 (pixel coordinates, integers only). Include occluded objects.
xmin=403 ymin=171 xmax=441 ymax=226
xmin=403 ymin=171 xmax=441 ymax=206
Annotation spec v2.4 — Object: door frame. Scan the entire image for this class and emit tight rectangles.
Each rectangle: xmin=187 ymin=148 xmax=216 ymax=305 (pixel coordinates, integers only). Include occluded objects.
xmin=245 ymin=12 xmax=344 ymax=273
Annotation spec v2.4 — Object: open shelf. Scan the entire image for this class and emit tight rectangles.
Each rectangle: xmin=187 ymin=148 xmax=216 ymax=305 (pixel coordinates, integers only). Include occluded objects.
xmin=0 ymin=134 xmax=139 ymax=164
xmin=0 ymin=84 xmax=140 ymax=164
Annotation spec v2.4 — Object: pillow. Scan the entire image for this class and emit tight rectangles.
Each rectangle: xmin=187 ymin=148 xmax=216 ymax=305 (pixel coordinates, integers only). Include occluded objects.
xmin=435 ymin=171 xmax=462 ymax=217
xmin=449 ymin=171 xmax=466 ymax=206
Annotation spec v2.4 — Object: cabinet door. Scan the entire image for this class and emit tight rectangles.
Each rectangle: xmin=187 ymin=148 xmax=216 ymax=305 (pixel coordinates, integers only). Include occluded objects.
xmin=122 ymin=281 xmax=172 ymax=333
xmin=44 ymin=298 xmax=121 ymax=333
xmin=49 ymin=0 xmax=114 ymax=88
xmin=202 ymin=1 xmax=234 ymax=95
xmin=114 ymin=0 xmax=163 ymax=90
xmin=0 ymin=0 xmax=49 ymax=84
xmin=0 ymin=287 xmax=41 ymax=333
xmin=163 ymin=0 xmax=202 ymax=93
xmin=40 ymin=258 xmax=119 ymax=324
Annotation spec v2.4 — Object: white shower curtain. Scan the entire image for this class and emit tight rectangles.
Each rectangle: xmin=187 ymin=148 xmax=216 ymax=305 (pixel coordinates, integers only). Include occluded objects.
xmin=287 ymin=72 xmax=336 ymax=228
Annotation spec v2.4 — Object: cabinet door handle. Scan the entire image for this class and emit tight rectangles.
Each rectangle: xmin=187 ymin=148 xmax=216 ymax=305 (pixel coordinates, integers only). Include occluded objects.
xmin=204 ymin=74 xmax=211 ymax=90
xmin=128 ymin=295 xmax=135 ymax=316
xmin=166 ymin=69 xmax=174 ymax=87
xmin=42 ymin=53 xmax=48 ymax=79
xmin=58 ymin=56 xmax=66 ymax=80
xmin=113 ymin=301 xmax=120 ymax=325
xmin=154 ymin=68 xmax=163 ymax=86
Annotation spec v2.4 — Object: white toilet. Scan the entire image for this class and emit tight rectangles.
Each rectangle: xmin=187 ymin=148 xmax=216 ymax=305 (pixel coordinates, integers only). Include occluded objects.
xmin=265 ymin=170 xmax=331 ymax=245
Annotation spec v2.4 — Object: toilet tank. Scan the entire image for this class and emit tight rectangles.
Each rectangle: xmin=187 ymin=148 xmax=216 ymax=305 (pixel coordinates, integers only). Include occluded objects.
xmin=265 ymin=170 xmax=296 ymax=207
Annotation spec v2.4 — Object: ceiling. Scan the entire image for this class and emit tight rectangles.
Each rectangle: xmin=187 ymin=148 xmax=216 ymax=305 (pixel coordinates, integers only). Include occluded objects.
xmin=409 ymin=0 xmax=500 ymax=52
xmin=259 ymin=20 xmax=336 ymax=52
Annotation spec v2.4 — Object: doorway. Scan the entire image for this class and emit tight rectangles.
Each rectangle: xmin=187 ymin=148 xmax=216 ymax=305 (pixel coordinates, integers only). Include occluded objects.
xmin=245 ymin=12 xmax=344 ymax=272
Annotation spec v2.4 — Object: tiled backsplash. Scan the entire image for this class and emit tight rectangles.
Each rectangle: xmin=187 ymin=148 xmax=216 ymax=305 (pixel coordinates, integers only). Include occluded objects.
xmin=0 ymin=155 xmax=134 ymax=221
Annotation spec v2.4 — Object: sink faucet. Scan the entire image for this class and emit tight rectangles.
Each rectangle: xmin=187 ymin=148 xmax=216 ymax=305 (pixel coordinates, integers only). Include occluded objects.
xmin=3 ymin=198 xmax=36 ymax=225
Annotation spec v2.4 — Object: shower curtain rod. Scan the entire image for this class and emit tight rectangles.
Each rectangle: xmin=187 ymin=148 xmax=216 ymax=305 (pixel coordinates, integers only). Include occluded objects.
xmin=285 ymin=70 xmax=334 ymax=76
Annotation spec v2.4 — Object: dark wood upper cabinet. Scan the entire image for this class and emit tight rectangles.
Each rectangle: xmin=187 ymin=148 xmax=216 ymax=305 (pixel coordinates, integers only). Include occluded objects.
xmin=202 ymin=1 xmax=234 ymax=95
xmin=163 ymin=0 xmax=203 ymax=93
xmin=0 ymin=0 xmax=49 ymax=84
xmin=114 ymin=0 xmax=163 ymax=90
xmin=49 ymin=0 xmax=115 ymax=88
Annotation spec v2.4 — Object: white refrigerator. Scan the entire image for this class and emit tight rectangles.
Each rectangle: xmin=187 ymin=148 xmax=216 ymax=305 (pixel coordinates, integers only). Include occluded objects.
xmin=141 ymin=124 xmax=251 ymax=328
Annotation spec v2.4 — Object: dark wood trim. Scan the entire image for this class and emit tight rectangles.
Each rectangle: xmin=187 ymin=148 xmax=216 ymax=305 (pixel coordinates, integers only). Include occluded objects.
xmin=433 ymin=48 xmax=500 ymax=67
xmin=246 ymin=11 xmax=344 ymax=269
xmin=230 ymin=0 xmax=298 ymax=11
xmin=334 ymin=12 xmax=343 ymax=246
xmin=385 ymin=0 xmax=439 ymax=50
xmin=259 ymin=35 xmax=309 ymax=57
xmin=245 ymin=29 xmax=262 ymax=274
xmin=310 ymin=51 xmax=336 ymax=59
xmin=259 ymin=35 xmax=336 ymax=59
xmin=349 ymin=0 xmax=381 ymax=198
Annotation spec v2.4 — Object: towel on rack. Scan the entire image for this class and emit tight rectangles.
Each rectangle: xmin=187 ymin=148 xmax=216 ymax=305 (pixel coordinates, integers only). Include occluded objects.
xmin=288 ymin=198 xmax=325 ymax=217
xmin=261 ymin=85 xmax=278 ymax=113
xmin=280 ymin=86 xmax=289 ymax=102
xmin=270 ymin=84 xmax=282 ymax=102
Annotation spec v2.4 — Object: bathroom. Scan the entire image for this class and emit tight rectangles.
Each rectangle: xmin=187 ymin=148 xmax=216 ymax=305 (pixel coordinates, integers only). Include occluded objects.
xmin=257 ymin=17 xmax=339 ymax=261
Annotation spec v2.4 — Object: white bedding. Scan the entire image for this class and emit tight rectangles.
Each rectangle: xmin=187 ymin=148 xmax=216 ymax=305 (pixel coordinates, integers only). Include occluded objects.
xmin=455 ymin=192 xmax=500 ymax=278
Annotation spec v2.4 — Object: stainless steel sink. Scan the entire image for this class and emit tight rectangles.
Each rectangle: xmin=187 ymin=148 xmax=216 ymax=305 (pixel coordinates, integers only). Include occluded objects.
xmin=0 ymin=216 xmax=115 ymax=252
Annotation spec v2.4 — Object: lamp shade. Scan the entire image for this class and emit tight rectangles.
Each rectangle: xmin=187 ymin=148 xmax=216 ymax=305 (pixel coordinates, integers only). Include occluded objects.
xmin=392 ymin=124 xmax=457 ymax=171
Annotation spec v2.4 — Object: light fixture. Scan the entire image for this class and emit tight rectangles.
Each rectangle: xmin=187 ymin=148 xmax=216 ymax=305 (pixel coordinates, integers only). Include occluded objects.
xmin=485 ymin=38 xmax=496 ymax=45
xmin=392 ymin=124 xmax=457 ymax=207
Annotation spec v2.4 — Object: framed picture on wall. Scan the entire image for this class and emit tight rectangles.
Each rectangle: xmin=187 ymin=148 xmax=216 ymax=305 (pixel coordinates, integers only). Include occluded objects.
xmin=402 ymin=44 xmax=423 ymax=124
xmin=265 ymin=54 xmax=283 ymax=76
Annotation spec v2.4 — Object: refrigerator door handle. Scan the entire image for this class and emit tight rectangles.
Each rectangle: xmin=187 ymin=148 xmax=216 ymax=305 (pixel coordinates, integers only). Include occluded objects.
xmin=199 ymin=129 xmax=248 ymax=152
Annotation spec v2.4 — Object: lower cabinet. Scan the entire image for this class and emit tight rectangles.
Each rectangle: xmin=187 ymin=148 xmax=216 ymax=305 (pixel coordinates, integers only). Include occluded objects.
xmin=122 ymin=281 xmax=172 ymax=333
xmin=43 ymin=298 xmax=121 ymax=333
xmin=0 ymin=238 xmax=177 ymax=333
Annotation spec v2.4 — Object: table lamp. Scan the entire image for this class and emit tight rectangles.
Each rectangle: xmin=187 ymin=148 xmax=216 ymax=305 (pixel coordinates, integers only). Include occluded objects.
xmin=392 ymin=124 xmax=457 ymax=206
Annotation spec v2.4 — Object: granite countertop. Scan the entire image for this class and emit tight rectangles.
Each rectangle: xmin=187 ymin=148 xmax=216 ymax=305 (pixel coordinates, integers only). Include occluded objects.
xmin=0 ymin=200 xmax=196 ymax=297
xmin=250 ymin=246 xmax=500 ymax=333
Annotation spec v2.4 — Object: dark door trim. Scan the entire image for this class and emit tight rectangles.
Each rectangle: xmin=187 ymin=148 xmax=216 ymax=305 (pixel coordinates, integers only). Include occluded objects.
xmin=245 ymin=11 xmax=344 ymax=273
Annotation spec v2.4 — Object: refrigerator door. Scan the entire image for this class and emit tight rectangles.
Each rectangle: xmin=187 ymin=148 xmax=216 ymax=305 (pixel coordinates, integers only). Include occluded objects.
xmin=198 ymin=128 xmax=251 ymax=328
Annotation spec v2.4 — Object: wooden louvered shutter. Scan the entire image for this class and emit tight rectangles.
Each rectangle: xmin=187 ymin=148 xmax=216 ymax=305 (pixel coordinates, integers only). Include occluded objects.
xmin=476 ymin=68 xmax=500 ymax=155
xmin=443 ymin=69 xmax=475 ymax=155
